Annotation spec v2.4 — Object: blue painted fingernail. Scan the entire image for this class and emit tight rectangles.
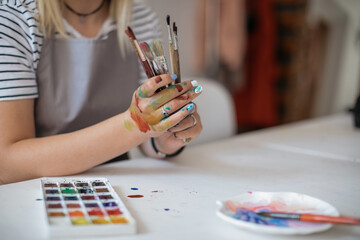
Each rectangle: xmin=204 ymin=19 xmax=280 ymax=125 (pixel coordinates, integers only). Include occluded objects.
xmin=186 ymin=103 xmax=194 ymax=111
xmin=171 ymin=74 xmax=177 ymax=80
xmin=195 ymin=85 xmax=203 ymax=94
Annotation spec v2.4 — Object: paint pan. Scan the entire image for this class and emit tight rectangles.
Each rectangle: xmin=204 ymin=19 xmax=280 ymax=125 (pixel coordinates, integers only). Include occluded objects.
xmin=41 ymin=177 xmax=136 ymax=238
xmin=216 ymin=192 xmax=339 ymax=235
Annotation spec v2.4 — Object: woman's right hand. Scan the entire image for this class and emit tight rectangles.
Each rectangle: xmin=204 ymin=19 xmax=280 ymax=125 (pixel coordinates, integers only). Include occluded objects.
xmin=124 ymin=74 xmax=202 ymax=136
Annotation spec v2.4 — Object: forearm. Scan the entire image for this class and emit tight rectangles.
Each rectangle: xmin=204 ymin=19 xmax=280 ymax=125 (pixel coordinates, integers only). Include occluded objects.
xmin=0 ymin=111 xmax=147 ymax=183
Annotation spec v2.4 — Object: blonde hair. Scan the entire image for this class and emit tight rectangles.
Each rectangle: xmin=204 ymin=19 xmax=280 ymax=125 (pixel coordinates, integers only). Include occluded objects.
xmin=36 ymin=0 xmax=133 ymax=55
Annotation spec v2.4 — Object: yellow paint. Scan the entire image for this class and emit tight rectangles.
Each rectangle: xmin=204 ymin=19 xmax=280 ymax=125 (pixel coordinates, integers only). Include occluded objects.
xmin=71 ymin=218 xmax=89 ymax=225
xmin=92 ymin=218 xmax=110 ymax=224
xmin=124 ymin=119 xmax=134 ymax=130
xmin=111 ymin=217 xmax=129 ymax=224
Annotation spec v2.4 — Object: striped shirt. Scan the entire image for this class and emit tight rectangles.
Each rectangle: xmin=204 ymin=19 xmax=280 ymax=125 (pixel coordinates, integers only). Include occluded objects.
xmin=0 ymin=0 xmax=161 ymax=101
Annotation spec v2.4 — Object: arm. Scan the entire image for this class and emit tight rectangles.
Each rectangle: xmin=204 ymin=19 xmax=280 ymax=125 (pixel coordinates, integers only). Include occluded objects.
xmin=0 ymin=98 xmax=147 ymax=184
xmin=0 ymin=74 xmax=200 ymax=184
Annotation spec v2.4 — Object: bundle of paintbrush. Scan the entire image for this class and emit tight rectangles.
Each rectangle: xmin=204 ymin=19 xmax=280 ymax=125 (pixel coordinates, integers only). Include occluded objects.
xmin=125 ymin=15 xmax=181 ymax=83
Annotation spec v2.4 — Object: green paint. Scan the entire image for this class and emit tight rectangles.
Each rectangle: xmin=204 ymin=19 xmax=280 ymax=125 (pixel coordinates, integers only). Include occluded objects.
xmin=137 ymin=86 xmax=149 ymax=98
xmin=62 ymin=188 xmax=77 ymax=194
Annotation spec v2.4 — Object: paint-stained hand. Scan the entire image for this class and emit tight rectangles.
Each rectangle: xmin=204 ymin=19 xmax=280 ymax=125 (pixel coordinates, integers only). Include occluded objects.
xmin=152 ymin=103 xmax=203 ymax=155
xmin=124 ymin=74 xmax=203 ymax=135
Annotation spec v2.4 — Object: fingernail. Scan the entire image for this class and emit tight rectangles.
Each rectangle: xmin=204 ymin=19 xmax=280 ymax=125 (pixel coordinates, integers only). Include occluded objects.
xmin=171 ymin=74 xmax=178 ymax=80
xmin=195 ymin=85 xmax=203 ymax=94
xmin=191 ymin=80 xmax=198 ymax=87
xmin=186 ymin=103 xmax=195 ymax=111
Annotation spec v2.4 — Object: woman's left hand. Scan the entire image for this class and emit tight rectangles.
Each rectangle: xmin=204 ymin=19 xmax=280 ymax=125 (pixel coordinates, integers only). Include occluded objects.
xmin=152 ymin=104 xmax=202 ymax=154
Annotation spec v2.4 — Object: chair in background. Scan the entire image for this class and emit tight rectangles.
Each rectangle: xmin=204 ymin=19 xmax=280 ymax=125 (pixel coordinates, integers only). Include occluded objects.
xmin=191 ymin=78 xmax=237 ymax=146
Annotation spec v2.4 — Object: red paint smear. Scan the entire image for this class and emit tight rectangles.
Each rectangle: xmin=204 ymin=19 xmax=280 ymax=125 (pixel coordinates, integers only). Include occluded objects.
xmin=175 ymin=84 xmax=183 ymax=92
xmin=127 ymin=195 xmax=144 ymax=198
xmin=130 ymin=112 xmax=150 ymax=133
xmin=135 ymin=95 xmax=143 ymax=113
xmin=248 ymin=191 xmax=253 ymax=194
xmin=152 ymin=190 xmax=159 ymax=193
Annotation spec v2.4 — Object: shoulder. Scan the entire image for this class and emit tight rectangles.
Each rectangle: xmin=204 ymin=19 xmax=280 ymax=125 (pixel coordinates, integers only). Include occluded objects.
xmin=131 ymin=0 xmax=161 ymax=42
xmin=0 ymin=0 xmax=43 ymax=68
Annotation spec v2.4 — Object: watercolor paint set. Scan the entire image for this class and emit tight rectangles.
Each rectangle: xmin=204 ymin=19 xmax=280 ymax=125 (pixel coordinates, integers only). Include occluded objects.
xmin=40 ymin=177 xmax=136 ymax=238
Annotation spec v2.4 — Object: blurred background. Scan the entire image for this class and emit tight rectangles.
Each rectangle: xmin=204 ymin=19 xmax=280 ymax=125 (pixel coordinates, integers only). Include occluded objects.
xmin=144 ymin=0 xmax=360 ymax=140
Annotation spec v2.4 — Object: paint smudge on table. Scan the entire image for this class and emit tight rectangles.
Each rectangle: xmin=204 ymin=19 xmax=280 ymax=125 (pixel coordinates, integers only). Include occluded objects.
xmin=131 ymin=188 xmax=139 ymax=190
xmin=127 ymin=195 xmax=144 ymax=198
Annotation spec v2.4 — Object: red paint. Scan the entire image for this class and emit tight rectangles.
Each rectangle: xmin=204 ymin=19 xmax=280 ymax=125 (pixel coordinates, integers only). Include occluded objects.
xmin=248 ymin=191 xmax=253 ymax=194
xmin=88 ymin=209 xmax=105 ymax=216
xmin=127 ymin=195 xmax=144 ymax=198
xmin=155 ymin=76 xmax=162 ymax=83
xmin=130 ymin=112 xmax=151 ymax=133
xmin=106 ymin=208 xmax=123 ymax=215
xmin=175 ymin=84 xmax=183 ymax=92
xmin=152 ymin=190 xmax=159 ymax=193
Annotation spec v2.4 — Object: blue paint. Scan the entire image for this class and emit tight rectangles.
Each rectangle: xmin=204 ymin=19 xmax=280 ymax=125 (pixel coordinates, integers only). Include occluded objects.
xmin=232 ymin=209 xmax=290 ymax=227
xmin=186 ymin=103 xmax=194 ymax=111
xmin=164 ymin=208 xmax=170 ymax=211
xmin=171 ymin=74 xmax=177 ymax=80
xmin=131 ymin=188 xmax=139 ymax=190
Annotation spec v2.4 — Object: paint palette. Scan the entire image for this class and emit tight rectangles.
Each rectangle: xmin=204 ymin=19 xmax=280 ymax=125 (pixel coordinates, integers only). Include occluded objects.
xmin=216 ymin=192 xmax=339 ymax=235
xmin=41 ymin=177 xmax=136 ymax=238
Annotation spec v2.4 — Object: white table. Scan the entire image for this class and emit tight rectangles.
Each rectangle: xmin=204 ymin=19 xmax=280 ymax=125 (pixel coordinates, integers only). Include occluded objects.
xmin=1 ymin=113 xmax=359 ymax=240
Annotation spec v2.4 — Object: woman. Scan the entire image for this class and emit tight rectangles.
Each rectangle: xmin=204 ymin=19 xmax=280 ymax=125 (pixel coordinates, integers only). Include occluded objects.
xmin=0 ymin=0 xmax=203 ymax=184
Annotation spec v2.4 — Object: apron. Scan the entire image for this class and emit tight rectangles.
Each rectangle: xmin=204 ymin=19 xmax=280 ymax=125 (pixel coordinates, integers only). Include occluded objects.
xmin=35 ymin=30 xmax=140 ymax=163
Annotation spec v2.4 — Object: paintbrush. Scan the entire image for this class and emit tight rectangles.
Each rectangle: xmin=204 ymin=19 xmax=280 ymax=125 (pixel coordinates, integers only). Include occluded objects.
xmin=257 ymin=212 xmax=360 ymax=226
xmin=125 ymin=26 xmax=155 ymax=78
xmin=139 ymin=42 xmax=161 ymax=75
xmin=166 ymin=15 xmax=176 ymax=78
xmin=172 ymin=22 xmax=181 ymax=83
xmin=150 ymin=39 xmax=169 ymax=74
xmin=225 ymin=201 xmax=360 ymax=226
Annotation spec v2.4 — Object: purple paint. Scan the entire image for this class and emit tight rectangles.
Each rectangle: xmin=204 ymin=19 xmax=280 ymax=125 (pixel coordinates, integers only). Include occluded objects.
xmin=103 ymin=202 xmax=118 ymax=207
xmin=164 ymin=208 xmax=170 ymax=211
xmin=46 ymin=196 xmax=61 ymax=201
xmin=85 ymin=203 xmax=99 ymax=208
xmin=92 ymin=181 xmax=106 ymax=186
xmin=99 ymin=195 xmax=113 ymax=200
xmin=75 ymin=182 xmax=89 ymax=187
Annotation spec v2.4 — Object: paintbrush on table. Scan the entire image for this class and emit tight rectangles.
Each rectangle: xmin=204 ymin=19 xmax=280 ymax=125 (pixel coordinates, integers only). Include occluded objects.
xmin=172 ymin=22 xmax=181 ymax=83
xmin=257 ymin=212 xmax=360 ymax=226
xmin=225 ymin=200 xmax=360 ymax=226
xmin=125 ymin=26 xmax=155 ymax=78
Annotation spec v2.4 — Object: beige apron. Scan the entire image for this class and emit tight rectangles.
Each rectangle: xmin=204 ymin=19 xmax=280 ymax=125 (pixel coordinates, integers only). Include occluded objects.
xmin=35 ymin=31 xmax=139 ymax=162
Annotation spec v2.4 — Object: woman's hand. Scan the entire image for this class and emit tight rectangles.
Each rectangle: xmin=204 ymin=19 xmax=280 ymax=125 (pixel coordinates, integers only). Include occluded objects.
xmin=152 ymin=104 xmax=203 ymax=155
xmin=124 ymin=74 xmax=202 ymax=136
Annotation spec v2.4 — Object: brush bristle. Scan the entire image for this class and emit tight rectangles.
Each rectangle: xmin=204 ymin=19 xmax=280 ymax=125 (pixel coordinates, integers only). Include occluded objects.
xmin=150 ymin=40 xmax=164 ymax=57
xmin=126 ymin=26 xmax=136 ymax=40
xmin=166 ymin=15 xmax=170 ymax=25
xmin=173 ymin=22 xmax=177 ymax=35
xmin=139 ymin=42 xmax=153 ymax=60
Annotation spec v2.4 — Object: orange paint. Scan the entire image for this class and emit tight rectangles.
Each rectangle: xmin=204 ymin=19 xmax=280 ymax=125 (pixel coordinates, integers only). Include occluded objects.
xmin=69 ymin=210 xmax=85 ymax=217
xmin=130 ymin=111 xmax=151 ymax=133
